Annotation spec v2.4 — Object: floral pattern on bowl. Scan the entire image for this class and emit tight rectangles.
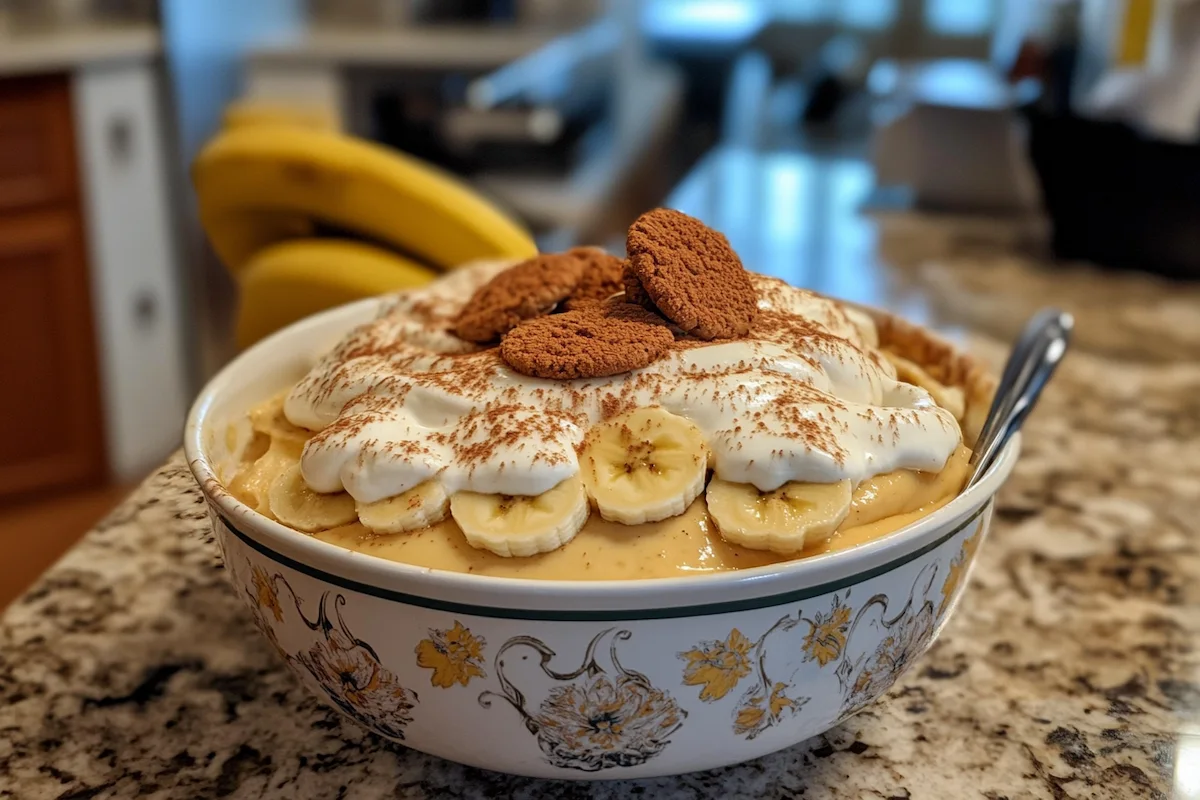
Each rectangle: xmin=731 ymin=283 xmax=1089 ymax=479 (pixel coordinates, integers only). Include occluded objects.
xmin=835 ymin=564 xmax=940 ymax=717
xmin=678 ymin=594 xmax=854 ymax=740
xmin=233 ymin=558 xmax=419 ymax=741
xmin=415 ymin=621 xmax=488 ymax=688
xmin=479 ymin=629 xmax=686 ymax=772
xmin=938 ymin=527 xmax=984 ymax=616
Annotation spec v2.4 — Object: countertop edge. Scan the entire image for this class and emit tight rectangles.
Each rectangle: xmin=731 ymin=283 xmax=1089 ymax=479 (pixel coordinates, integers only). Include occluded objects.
xmin=0 ymin=26 xmax=161 ymax=79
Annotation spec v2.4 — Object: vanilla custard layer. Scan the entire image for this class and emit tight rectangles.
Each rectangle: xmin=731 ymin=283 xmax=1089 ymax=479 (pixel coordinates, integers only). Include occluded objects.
xmin=229 ymin=425 xmax=970 ymax=580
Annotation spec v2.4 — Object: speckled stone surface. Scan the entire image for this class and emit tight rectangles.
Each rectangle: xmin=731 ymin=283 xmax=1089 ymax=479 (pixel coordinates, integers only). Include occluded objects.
xmin=2 ymin=261 xmax=1196 ymax=799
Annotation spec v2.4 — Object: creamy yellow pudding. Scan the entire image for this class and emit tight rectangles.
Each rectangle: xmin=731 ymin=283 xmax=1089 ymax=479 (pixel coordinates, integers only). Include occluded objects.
xmin=228 ymin=397 xmax=970 ymax=580
xmin=224 ymin=231 xmax=974 ymax=581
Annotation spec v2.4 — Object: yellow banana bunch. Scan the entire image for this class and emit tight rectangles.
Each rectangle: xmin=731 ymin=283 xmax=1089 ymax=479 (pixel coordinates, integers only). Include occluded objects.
xmin=193 ymin=125 xmax=537 ymax=272
xmin=221 ymin=100 xmax=338 ymax=132
xmin=192 ymin=120 xmax=538 ymax=347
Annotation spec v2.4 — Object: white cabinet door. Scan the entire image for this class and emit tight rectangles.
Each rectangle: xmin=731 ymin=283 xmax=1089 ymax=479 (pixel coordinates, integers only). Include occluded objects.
xmin=72 ymin=62 xmax=188 ymax=481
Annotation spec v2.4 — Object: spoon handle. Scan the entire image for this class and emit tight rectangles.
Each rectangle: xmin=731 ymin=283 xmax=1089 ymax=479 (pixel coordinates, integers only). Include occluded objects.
xmin=966 ymin=309 xmax=1073 ymax=487
xmin=972 ymin=308 xmax=1063 ymax=457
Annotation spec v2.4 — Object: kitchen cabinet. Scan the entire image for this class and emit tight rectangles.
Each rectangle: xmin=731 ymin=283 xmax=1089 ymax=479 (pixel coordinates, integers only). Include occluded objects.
xmin=0 ymin=75 xmax=106 ymax=497
xmin=0 ymin=209 xmax=105 ymax=496
xmin=0 ymin=76 xmax=76 ymax=211
xmin=0 ymin=32 xmax=188 ymax=498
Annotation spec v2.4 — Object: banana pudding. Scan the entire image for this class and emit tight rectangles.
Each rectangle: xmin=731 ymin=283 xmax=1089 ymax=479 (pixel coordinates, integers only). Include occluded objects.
xmin=225 ymin=210 xmax=973 ymax=580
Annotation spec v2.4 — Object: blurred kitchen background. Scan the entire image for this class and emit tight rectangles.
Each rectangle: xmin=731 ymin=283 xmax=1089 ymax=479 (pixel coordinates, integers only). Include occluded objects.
xmin=3 ymin=0 xmax=1199 ymax=605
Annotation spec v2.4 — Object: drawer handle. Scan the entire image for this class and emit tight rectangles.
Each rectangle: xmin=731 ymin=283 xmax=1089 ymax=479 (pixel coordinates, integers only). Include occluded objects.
xmin=133 ymin=289 xmax=157 ymax=330
xmin=108 ymin=115 xmax=134 ymax=163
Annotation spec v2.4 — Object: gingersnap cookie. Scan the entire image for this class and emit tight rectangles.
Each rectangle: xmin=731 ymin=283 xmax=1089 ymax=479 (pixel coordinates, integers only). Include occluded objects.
xmin=454 ymin=254 xmax=585 ymax=343
xmin=500 ymin=302 xmax=674 ymax=379
xmin=561 ymin=247 xmax=626 ymax=310
xmin=622 ymin=262 xmax=658 ymax=312
xmin=626 ymin=208 xmax=757 ymax=340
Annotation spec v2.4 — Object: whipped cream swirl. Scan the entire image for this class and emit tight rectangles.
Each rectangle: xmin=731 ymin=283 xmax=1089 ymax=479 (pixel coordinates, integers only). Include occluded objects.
xmin=284 ymin=262 xmax=962 ymax=504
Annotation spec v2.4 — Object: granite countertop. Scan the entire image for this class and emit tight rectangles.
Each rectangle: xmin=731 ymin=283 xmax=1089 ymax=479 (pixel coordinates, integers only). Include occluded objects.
xmin=2 ymin=255 xmax=1196 ymax=799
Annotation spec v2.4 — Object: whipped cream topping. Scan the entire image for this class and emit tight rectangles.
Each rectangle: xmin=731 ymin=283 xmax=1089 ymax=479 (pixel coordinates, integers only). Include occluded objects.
xmin=284 ymin=262 xmax=962 ymax=504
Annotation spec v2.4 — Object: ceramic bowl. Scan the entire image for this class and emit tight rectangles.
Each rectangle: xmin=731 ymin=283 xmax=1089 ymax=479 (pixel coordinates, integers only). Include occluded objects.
xmin=184 ymin=297 xmax=1018 ymax=780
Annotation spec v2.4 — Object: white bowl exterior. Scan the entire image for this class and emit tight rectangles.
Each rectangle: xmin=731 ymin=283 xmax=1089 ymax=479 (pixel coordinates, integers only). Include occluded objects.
xmin=187 ymin=296 xmax=1015 ymax=779
xmin=215 ymin=501 xmax=991 ymax=778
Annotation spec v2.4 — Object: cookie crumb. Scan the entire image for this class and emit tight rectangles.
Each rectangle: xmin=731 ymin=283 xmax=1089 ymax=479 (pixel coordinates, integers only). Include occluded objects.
xmin=626 ymin=208 xmax=757 ymax=340
xmin=500 ymin=302 xmax=674 ymax=379
xmin=454 ymin=254 xmax=584 ymax=342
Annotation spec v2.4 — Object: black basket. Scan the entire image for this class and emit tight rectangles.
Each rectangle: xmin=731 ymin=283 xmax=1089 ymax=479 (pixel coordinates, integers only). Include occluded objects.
xmin=1025 ymin=109 xmax=1200 ymax=279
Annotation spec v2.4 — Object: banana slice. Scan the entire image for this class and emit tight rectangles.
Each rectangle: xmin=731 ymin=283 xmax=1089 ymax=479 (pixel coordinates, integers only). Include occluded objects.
xmin=268 ymin=464 xmax=358 ymax=532
xmin=580 ymin=407 xmax=709 ymax=525
xmin=885 ymin=353 xmax=966 ymax=422
xmin=358 ymin=481 xmax=449 ymax=534
xmin=250 ymin=394 xmax=311 ymax=445
xmin=228 ymin=437 xmax=302 ymax=514
xmin=450 ymin=476 xmax=588 ymax=557
xmin=707 ymin=479 xmax=852 ymax=554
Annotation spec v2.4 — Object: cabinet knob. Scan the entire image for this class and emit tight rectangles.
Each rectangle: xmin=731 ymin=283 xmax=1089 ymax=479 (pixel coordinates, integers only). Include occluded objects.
xmin=133 ymin=289 xmax=157 ymax=330
xmin=108 ymin=115 xmax=134 ymax=163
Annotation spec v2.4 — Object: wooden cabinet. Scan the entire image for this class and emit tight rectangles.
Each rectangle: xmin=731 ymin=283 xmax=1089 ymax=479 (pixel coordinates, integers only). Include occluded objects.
xmin=0 ymin=76 xmax=77 ymax=212
xmin=0 ymin=75 xmax=106 ymax=498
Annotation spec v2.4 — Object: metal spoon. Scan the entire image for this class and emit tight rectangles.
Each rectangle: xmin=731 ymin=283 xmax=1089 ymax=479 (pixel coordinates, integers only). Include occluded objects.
xmin=966 ymin=308 xmax=1074 ymax=487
